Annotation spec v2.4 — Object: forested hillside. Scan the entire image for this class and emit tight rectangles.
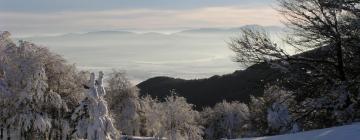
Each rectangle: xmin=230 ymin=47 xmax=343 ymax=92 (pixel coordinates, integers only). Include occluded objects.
xmin=138 ymin=62 xmax=281 ymax=109
xmin=137 ymin=45 xmax=332 ymax=110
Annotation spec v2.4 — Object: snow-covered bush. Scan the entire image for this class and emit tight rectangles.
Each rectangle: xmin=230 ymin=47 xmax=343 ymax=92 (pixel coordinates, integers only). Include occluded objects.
xmin=247 ymin=86 xmax=298 ymax=136
xmin=138 ymin=94 xmax=203 ymax=140
xmin=161 ymin=95 xmax=203 ymax=140
xmin=105 ymin=70 xmax=141 ymax=136
xmin=296 ymin=82 xmax=360 ymax=130
xmin=138 ymin=96 xmax=164 ymax=137
xmin=201 ymin=101 xmax=249 ymax=140
xmin=267 ymin=102 xmax=292 ymax=132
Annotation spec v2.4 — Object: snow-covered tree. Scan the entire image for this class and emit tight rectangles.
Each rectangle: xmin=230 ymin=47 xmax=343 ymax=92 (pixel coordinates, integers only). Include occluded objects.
xmin=0 ymin=37 xmax=61 ymax=139
xmin=297 ymin=82 xmax=360 ymax=130
xmin=105 ymin=70 xmax=141 ymax=136
xmin=267 ymin=102 xmax=292 ymax=132
xmin=138 ymin=94 xmax=203 ymax=140
xmin=138 ymin=96 xmax=165 ymax=138
xmin=229 ymin=0 xmax=360 ymax=131
xmin=71 ymin=72 xmax=119 ymax=140
xmin=160 ymin=95 xmax=203 ymax=140
xmin=0 ymin=31 xmax=89 ymax=139
xmin=0 ymin=31 xmax=124 ymax=140
xmin=0 ymin=31 xmax=13 ymax=140
xmin=247 ymin=86 xmax=297 ymax=136
xmin=201 ymin=101 xmax=249 ymax=139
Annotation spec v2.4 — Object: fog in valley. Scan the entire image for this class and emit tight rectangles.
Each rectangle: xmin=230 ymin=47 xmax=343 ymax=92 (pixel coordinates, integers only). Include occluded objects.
xmin=17 ymin=25 xmax=283 ymax=83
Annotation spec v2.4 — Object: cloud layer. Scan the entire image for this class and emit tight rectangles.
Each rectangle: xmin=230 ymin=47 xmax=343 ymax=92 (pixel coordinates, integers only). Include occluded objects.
xmin=0 ymin=6 xmax=281 ymax=37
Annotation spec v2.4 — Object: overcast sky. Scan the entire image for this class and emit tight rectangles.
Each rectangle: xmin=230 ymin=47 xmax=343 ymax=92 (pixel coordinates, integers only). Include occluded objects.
xmin=0 ymin=0 xmax=280 ymax=37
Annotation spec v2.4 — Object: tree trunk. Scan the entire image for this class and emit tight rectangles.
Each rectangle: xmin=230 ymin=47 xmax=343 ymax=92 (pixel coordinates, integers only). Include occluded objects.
xmin=56 ymin=123 xmax=60 ymax=140
xmin=6 ymin=125 xmax=10 ymax=140
xmin=336 ymin=39 xmax=346 ymax=81
xmin=59 ymin=111 xmax=63 ymax=140
xmin=48 ymin=126 xmax=53 ymax=140
xmin=20 ymin=130 xmax=24 ymax=140
xmin=1 ymin=125 xmax=3 ymax=140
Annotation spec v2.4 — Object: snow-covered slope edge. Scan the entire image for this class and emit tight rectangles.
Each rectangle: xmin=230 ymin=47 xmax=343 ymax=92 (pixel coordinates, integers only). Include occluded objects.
xmin=232 ymin=123 xmax=360 ymax=140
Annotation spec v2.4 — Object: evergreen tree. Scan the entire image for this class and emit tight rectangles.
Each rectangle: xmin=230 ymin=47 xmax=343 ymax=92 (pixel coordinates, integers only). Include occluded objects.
xmin=72 ymin=72 xmax=119 ymax=140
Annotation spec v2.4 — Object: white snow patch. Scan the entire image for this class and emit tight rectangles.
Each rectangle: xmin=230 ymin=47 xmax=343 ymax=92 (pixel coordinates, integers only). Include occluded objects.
xmin=121 ymin=135 xmax=166 ymax=140
xmin=231 ymin=123 xmax=360 ymax=140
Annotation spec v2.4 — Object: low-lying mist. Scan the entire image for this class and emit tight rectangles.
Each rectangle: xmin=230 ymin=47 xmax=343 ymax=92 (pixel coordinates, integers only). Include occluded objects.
xmin=17 ymin=26 xmax=283 ymax=84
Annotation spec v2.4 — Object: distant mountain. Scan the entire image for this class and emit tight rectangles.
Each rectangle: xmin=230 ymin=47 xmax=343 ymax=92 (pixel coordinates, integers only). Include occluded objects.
xmin=17 ymin=31 xmax=135 ymax=40
xmin=82 ymin=30 xmax=135 ymax=36
xmin=175 ymin=25 xmax=284 ymax=35
xmin=56 ymin=31 xmax=137 ymax=39
xmin=140 ymin=32 xmax=166 ymax=36
xmin=18 ymin=25 xmax=283 ymax=40
xmin=137 ymin=62 xmax=283 ymax=110
xmin=176 ymin=28 xmax=231 ymax=34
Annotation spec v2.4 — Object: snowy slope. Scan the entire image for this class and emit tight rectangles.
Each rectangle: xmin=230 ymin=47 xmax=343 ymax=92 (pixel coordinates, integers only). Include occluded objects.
xmin=121 ymin=136 xmax=165 ymax=140
xmin=232 ymin=123 xmax=360 ymax=140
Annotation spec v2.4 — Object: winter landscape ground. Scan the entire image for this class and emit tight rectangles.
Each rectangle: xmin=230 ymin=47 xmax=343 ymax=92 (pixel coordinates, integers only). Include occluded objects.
xmin=235 ymin=123 xmax=360 ymax=140
xmin=125 ymin=123 xmax=360 ymax=140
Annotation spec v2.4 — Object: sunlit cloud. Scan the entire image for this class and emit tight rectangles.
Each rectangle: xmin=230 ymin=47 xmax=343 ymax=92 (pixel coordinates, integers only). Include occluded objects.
xmin=0 ymin=6 xmax=281 ymax=37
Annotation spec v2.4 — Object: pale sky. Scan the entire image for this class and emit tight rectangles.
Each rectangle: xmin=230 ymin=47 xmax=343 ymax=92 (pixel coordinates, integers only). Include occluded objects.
xmin=0 ymin=0 xmax=281 ymax=36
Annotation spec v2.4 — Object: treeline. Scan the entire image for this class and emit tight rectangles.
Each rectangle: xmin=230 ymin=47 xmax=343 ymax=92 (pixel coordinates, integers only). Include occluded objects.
xmin=102 ymin=71 xmax=301 ymax=139
xmin=102 ymin=69 xmax=299 ymax=140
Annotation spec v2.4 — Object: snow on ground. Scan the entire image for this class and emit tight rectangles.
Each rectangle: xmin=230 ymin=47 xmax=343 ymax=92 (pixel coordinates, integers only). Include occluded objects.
xmin=232 ymin=123 xmax=360 ymax=140
xmin=121 ymin=136 xmax=165 ymax=140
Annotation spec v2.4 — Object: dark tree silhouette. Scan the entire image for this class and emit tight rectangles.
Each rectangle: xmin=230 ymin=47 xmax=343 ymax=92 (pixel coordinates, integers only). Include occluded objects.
xmin=229 ymin=0 xmax=360 ymax=129
xmin=230 ymin=0 xmax=360 ymax=81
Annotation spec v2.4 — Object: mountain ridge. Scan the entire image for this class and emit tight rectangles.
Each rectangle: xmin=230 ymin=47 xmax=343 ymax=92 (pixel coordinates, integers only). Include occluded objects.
xmin=137 ymin=62 xmax=282 ymax=110
xmin=17 ymin=25 xmax=284 ymax=39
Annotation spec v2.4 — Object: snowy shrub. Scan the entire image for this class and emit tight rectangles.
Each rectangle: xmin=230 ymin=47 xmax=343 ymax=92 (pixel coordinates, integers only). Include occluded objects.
xmin=297 ymin=82 xmax=360 ymax=130
xmin=247 ymin=86 xmax=297 ymax=136
xmin=201 ymin=101 xmax=249 ymax=140
xmin=267 ymin=100 xmax=291 ymax=132
xmin=138 ymin=96 xmax=164 ymax=137
xmin=161 ymin=95 xmax=203 ymax=140
xmin=105 ymin=70 xmax=141 ymax=136
xmin=138 ymin=94 xmax=203 ymax=140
